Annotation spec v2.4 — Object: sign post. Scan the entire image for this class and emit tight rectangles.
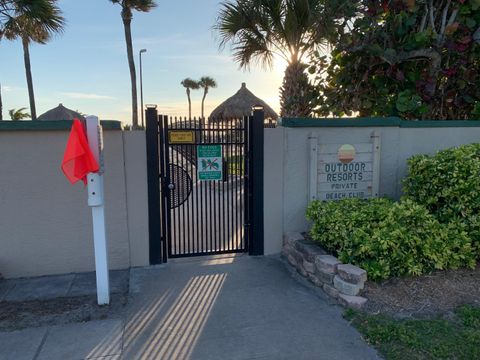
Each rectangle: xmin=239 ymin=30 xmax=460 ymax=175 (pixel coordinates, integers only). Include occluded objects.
xmin=197 ymin=144 xmax=223 ymax=181
xmin=86 ymin=116 xmax=110 ymax=305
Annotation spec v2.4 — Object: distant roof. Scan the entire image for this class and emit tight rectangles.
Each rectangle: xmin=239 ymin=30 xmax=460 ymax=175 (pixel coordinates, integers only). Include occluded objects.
xmin=37 ymin=104 xmax=86 ymax=121
xmin=209 ymin=83 xmax=278 ymax=120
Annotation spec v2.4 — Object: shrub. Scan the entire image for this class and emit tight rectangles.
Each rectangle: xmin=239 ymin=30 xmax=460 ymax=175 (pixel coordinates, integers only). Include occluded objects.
xmin=306 ymin=198 xmax=475 ymax=281
xmin=403 ymin=143 xmax=480 ymax=252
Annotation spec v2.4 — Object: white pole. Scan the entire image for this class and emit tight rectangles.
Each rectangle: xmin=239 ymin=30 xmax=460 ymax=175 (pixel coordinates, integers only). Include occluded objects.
xmin=86 ymin=115 xmax=110 ymax=305
xmin=308 ymin=134 xmax=318 ymax=202
xmin=371 ymin=131 xmax=381 ymax=198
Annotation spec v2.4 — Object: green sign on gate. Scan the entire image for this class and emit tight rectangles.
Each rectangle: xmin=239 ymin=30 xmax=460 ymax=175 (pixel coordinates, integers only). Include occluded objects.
xmin=197 ymin=144 xmax=223 ymax=181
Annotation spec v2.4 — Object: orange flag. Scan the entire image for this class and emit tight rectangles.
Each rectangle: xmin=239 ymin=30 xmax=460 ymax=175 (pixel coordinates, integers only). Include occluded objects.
xmin=61 ymin=119 xmax=99 ymax=185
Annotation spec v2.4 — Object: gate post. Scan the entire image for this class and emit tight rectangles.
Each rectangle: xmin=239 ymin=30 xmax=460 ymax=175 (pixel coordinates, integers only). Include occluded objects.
xmin=145 ymin=106 xmax=162 ymax=264
xmin=249 ymin=107 xmax=265 ymax=255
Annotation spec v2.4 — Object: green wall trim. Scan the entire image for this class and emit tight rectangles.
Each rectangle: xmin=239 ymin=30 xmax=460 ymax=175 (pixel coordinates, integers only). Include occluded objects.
xmin=399 ymin=120 xmax=480 ymax=128
xmin=280 ymin=117 xmax=480 ymax=128
xmin=0 ymin=120 xmax=122 ymax=131
xmin=279 ymin=117 xmax=401 ymax=127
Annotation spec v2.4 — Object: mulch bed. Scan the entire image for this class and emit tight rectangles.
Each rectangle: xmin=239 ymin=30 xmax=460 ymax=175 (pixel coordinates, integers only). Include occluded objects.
xmin=362 ymin=265 xmax=480 ymax=318
xmin=0 ymin=294 xmax=128 ymax=332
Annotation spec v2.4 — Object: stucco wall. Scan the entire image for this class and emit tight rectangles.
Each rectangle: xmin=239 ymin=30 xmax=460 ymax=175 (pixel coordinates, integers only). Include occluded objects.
xmin=263 ymin=128 xmax=285 ymax=255
xmin=123 ymin=131 xmax=150 ymax=268
xmin=263 ymin=123 xmax=480 ymax=253
xmin=0 ymin=128 xmax=149 ymax=278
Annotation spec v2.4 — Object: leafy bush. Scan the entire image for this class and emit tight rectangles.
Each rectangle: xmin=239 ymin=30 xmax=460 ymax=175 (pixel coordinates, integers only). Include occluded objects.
xmin=310 ymin=0 xmax=480 ymax=120
xmin=403 ymin=143 xmax=480 ymax=252
xmin=306 ymin=198 xmax=475 ymax=280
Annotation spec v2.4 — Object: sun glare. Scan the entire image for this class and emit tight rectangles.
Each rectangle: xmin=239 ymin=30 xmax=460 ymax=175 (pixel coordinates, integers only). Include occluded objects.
xmin=273 ymin=54 xmax=288 ymax=78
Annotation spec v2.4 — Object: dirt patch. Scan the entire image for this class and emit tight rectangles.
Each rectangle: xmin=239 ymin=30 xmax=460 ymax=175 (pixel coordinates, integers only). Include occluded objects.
xmin=0 ymin=294 xmax=128 ymax=332
xmin=362 ymin=266 xmax=480 ymax=318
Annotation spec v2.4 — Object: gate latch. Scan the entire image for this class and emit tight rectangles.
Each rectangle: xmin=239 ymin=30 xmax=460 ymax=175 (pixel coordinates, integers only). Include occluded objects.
xmin=168 ymin=183 xmax=175 ymax=190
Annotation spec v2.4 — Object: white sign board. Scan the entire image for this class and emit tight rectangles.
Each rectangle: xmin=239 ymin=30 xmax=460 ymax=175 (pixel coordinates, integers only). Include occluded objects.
xmin=316 ymin=140 xmax=379 ymax=201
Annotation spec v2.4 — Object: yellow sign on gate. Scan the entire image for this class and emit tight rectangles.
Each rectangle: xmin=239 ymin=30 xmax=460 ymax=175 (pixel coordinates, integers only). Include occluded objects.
xmin=168 ymin=130 xmax=195 ymax=144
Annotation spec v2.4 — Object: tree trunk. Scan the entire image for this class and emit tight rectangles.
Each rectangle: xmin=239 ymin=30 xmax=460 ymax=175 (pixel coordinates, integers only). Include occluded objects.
xmin=187 ymin=88 xmax=191 ymax=120
xmin=279 ymin=61 xmax=313 ymax=118
xmin=201 ymin=88 xmax=208 ymax=120
xmin=122 ymin=10 xmax=138 ymax=129
xmin=22 ymin=37 xmax=36 ymax=120
xmin=0 ymin=83 xmax=3 ymax=121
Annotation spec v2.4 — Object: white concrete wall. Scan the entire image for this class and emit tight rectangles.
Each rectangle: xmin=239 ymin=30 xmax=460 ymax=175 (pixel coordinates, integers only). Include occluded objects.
xmin=263 ymin=125 xmax=480 ymax=253
xmin=0 ymin=129 xmax=149 ymax=278
xmin=123 ymin=131 xmax=150 ymax=268
xmin=263 ymin=128 xmax=285 ymax=255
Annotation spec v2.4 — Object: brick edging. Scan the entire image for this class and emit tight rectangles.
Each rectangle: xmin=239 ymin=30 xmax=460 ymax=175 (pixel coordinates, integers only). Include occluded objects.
xmin=282 ymin=232 xmax=368 ymax=309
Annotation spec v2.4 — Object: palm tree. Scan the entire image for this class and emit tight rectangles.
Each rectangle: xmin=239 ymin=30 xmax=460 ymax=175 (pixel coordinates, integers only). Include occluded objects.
xmin=0 ymin=1 xmax=54 ymax=27
xmin=199 ymin=76 xmax=217 ymax=120
xmin=110 ymin=0 xmax=157 ymax=129
xmin=181 ymin=78 xmax=200 ymax=120
xmin=1 ymin=0 xmax=64 ymax=120
xmin=9 ymin=107 xmax=30 ymax=120
xmin=215 ymin=0 xmax=333 ymax=118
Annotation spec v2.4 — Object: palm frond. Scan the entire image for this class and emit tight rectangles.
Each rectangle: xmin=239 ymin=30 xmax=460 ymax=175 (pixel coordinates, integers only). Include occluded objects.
xmin=0 ymin=0 xmax=64 ymax=43
xmin=199 ymin=76 xmax=217 ymax=89
xmin=181 ymin=78 xmax=200 ymax=90
xmin=215 ymin=0 xmax=334 ymax=68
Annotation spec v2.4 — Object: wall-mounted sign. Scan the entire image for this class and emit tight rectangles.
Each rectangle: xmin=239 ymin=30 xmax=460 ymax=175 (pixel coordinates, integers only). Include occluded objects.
xmin=315 ymin=140 xmax=380 ymax=201
xmin=197 ymin=144 xmax=223 ymax=181
xmin=169 ymin=130 xmax=195 ymax=144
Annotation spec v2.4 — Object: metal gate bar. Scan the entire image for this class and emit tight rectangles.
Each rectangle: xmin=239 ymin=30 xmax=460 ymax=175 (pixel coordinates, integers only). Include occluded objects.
xmin=146 ymin=107 xmax=265 ymax=262
xmin=158 ymin=116 xmax=249 ymax=258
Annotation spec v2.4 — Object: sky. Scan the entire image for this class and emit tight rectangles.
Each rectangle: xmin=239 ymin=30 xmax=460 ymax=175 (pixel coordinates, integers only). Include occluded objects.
xmin=1 ymin=0 xmax=286 ymax=124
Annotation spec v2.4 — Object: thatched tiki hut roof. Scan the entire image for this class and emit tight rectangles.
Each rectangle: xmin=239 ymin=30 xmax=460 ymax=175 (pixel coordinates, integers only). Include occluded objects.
xmin=209 ymin=83 xmax=278 ymax=121
xmin=37 ymin=104 xmax=86 ymax=121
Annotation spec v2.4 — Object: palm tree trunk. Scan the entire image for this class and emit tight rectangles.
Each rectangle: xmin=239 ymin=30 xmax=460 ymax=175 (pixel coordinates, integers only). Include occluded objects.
xmin=122 ymin=11 xmax=139 ymax=129
xmin=187 ymin=88 xmax=192 ymax=120
xmin=201 ymin=89 xmax=207 ymax=120
xmin=0 ymin=82 xmax=3 ymax=121
xmin=22 ymin=37 xmax=36 ymax=120
xmin=280 ymin=61 xmax=312 ymax=118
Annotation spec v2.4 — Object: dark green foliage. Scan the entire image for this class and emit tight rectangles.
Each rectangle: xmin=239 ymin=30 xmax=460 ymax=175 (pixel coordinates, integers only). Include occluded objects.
xmin=345 ymin=306 xmax=480 ymax=359
xmin=306 ymin=198 xmax=475 ymax=280
xmin=403 ymin=143 xmax=480 ymax=253
xmin=311 ymin=0 xmax=480 ymax=120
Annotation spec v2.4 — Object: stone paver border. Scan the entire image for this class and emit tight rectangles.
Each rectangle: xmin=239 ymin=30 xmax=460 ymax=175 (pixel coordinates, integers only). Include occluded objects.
xmin=282 ymin=232 xmax=368 ymax=309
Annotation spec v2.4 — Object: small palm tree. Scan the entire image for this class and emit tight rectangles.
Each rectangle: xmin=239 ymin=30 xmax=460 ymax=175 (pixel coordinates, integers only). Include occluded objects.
xmin=199 ymin=76 xmax=217 ymax=120
xmin=110 ymin=0 xmax=157 ymax=129
xmin=181 ymin=78 xmax=200 ymax=120
xmin=1 ymin=0 xmax=64 ymax=120
xmin=9 ymin=107 xmax=30 ymax=120
xmin=215 ymin=0 xmax=333 ymax=117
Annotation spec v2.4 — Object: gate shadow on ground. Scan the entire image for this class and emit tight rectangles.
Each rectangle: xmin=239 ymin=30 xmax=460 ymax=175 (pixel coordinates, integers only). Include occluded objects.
xmin=122 ymin=258 xmax=232 ymax=360
xmin=120 ymin=256 xmax=379 ymax=360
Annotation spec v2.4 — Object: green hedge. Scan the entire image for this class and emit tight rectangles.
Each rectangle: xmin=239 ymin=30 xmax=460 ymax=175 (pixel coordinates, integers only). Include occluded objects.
xmin=403 ymin=143 xmax=480 ymax=252
xmin=306 ymin=198 xmax=475 ymax=281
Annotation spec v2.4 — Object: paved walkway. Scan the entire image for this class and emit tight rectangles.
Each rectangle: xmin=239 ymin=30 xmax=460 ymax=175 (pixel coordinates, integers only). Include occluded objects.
xmin=0 ymin=256 xmax=379 ymax=360
xmin=0 ymin=270 xmax=129 ymax=302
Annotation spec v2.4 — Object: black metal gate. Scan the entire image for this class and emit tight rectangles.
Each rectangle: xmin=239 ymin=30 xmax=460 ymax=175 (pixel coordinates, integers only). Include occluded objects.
xmin=146 ymin=107 xmax=264 ymax=262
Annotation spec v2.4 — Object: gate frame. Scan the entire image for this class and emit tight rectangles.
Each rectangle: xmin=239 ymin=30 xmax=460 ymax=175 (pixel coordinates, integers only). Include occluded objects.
xmin=247 ymin=108 xmax=264 ymax=256
xmin=146 ymin=107 xmax=265 ymax=264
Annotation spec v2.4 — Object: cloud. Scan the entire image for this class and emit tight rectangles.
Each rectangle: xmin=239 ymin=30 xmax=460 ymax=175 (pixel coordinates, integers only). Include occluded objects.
xmin=1 ymin=85 xmax=19 ymax=92
xmin=136 ymin=33 xmax=188 ymax=46
xmin=61 ymin=92 xmax=115 ymax=100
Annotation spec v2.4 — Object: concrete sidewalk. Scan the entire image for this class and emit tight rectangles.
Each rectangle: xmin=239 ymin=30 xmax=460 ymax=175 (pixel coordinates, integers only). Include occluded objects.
xmin=0 ymin=270 xmax=129 ymax=302
xmin=0 ymin=256 xmax=379 ymax=360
